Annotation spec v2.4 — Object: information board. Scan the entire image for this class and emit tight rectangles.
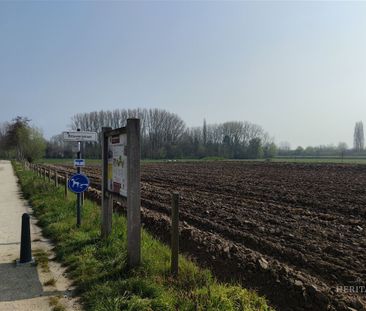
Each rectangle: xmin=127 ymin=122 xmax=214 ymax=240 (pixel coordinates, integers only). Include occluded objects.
xmin=107 ymin=133 xmax=128 ymax=197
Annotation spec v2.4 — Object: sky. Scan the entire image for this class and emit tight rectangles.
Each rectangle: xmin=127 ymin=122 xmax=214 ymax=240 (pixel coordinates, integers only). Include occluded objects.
xmin=1 ymin=1 xmax=366 ymax=148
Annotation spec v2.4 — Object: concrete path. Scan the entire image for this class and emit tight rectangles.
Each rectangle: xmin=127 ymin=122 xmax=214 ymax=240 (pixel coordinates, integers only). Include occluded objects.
xmin=0 ymin=161 xmax=81 ymax=311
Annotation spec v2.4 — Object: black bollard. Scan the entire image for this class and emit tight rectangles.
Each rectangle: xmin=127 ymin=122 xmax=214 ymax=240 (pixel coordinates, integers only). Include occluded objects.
xmin=18 ymin=213 xmax=33 ymax=264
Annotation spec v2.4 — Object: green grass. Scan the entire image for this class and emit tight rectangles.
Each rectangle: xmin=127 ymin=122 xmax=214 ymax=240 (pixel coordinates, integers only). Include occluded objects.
xmin=33 ymin=248 xmax=50 ymax=272
xmin=272 ymin=156 xmax=366 ymax=164
xmin=15 ymin=163 xmax=274 ymax=311
xmin=200 ymin=156 xmax=226 ymax=161
xmin=35 ymin=158 xmax=102 ymax=166
xmin=37 ymin=158 xmax=225 ymax=165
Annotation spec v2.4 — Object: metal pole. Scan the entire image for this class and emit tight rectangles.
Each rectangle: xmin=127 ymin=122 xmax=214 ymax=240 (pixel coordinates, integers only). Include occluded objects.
xmin=80 ymin=142 xmax=84 ymax=206
xmin=76 ymin=129 xmax=81 ymax=227
xmin=127 ymin=118 xmax=141 ymax=267
xmin=101 ymin=127 xmax=112 ymax=238
xmin=171 ymin=192 xmax=179 ymax=275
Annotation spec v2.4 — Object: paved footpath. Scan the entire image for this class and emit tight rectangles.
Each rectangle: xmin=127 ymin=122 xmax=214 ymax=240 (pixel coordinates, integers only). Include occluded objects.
xmin=0 ymin=160 xmax=80 ymax=311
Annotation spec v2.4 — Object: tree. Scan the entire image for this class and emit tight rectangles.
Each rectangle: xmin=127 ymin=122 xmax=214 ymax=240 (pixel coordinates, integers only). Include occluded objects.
xmin=277 ymin=141 xmax=291 ymax=156
xmin=337 ymin=142 xmax=348 ymax=151
xmin=353 ymin=121 xmax=364 ymax=151
xmin=202 ymin=119 xmax=207 ymax=146
xmin=263 ymin=142 xmax=277 ymax=158
xmin=338 ymin=142 xmax=348 ymax=159
xmin=5 ymin=117 xmax=31 ymax=160
xmin=69 ymin=108 xmax=273 ymax=159
xmin=3 ymin=117 xmax=46 ymax=162
xmin=24 ymin=127 xmax=47 ymax=161
xmin=295 ymin=146 xmax=304 ymax=156
xmin=70 ymin=108 xmax=186 ymax=159
xmin=247 ymin=138 xmax=263 ymax=159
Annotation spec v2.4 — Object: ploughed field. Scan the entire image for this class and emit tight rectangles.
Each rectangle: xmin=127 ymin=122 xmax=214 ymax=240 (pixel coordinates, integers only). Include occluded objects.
xmin=45 ymin=162 xmax=366 ymax=310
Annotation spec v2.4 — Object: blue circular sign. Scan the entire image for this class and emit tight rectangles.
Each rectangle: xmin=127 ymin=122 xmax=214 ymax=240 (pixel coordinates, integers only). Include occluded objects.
xmin=68 ymin=174 xmax=90 ymax=193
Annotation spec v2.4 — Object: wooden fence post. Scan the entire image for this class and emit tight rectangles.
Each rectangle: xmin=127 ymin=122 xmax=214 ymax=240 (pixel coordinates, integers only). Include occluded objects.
xmin=54 ymin=169 xmax=58 ymax=187
xmin=127 ymin=118 xmax=141 ymax=267
xmin=171 ymin=192 xmax=179 ymax=275
xmin=101 ymin=127 xmax=112 ymax=238
xmin=65 ymin=173 xmax=68 ymax=198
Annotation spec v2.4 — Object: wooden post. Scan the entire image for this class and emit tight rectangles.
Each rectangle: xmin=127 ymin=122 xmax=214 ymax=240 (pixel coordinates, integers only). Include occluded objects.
xmin=64 ymin=173 xmax=68 ymax=198
xmin=48 ymin=169 xmax=51 ymax=183
xmin=127 ymin=118 xmax=141 ymax=267
xmin=101 ymin=127 xmax=112 ymax=238
xmin=54 ymin=169 xmax=58 ymax=187
xmin=171 ymin=192 xmax=179 ymax=275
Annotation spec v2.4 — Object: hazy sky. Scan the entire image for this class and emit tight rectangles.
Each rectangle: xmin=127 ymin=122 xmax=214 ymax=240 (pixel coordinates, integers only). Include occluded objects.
xmin=1 ymin=1 xmax=366 ymax=148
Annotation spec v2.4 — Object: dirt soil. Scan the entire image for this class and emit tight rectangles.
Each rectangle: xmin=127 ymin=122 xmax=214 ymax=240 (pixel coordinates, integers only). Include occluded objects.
xmin=42 ymin=161 xmax=366 ymax=311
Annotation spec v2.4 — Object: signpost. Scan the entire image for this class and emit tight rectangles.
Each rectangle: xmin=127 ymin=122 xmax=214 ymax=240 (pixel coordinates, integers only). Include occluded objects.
xmin=101 ymin=119 xmax=141 ymax=268
xmin=63 ymin=128 xmax=97 ymax=227
xmin=63 ymin=131 xmax=98 ymax=142
xmin=68 ymin=172 xmax=89 ymax=227
xmin=68 ymin=173 xmax=90 ymax=193
xmin=74 ymin=159 xmax=85 ymax=167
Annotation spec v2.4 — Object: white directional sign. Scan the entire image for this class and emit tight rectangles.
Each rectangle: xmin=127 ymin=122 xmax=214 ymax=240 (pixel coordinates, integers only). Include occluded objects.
xmin=74 ymin=159 xmax=85 ymax=167
xmin=63 ymin=131 xmax=98 ymax=142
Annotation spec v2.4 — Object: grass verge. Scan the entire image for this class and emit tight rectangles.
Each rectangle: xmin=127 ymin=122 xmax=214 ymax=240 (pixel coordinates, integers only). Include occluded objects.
xmin=49 ymin=296 xmax=66 ymax=311
xmin=15 ymin=162 xmax=274 ymax=311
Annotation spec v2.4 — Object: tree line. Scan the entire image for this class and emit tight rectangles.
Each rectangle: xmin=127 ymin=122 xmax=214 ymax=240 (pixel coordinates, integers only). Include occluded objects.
xmin=46 ymin=108 xmax=275 ymax=159
xmin=2 ymin=112 xmax=365 ymax=162
xmin=278 ymin=121 xmax=366 ymax=157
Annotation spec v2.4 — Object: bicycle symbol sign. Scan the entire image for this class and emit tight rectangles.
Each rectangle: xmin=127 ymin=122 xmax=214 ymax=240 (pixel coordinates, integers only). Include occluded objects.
xmin=68 ymin=174 xmax=90 ymax=193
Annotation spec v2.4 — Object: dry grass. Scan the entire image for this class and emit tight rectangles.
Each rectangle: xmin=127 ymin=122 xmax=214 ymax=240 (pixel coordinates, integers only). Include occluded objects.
xmin=33 ymin=248 xmax=50 ymax=272
xmin=44 ymin=278 xmax=56 ymax=286
xmin=49 ymin=296 xmax=66 ymax=311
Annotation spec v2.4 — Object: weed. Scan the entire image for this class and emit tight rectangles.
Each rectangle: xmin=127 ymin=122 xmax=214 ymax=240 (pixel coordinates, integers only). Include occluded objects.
xmin=44 ymin=278 xmax=56 ymax=286
xmin=33 ymin=248 xmax=50 ymax=272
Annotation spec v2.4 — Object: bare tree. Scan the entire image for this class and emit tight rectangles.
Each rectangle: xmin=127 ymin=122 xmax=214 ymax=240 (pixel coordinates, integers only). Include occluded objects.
xmin=202 ymin=119 xmax=207 ymax=146
xmin=69 ymin=108 xmax=186 ymax=159
xmin=353 ymin=121 xmax=364 ymax=151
